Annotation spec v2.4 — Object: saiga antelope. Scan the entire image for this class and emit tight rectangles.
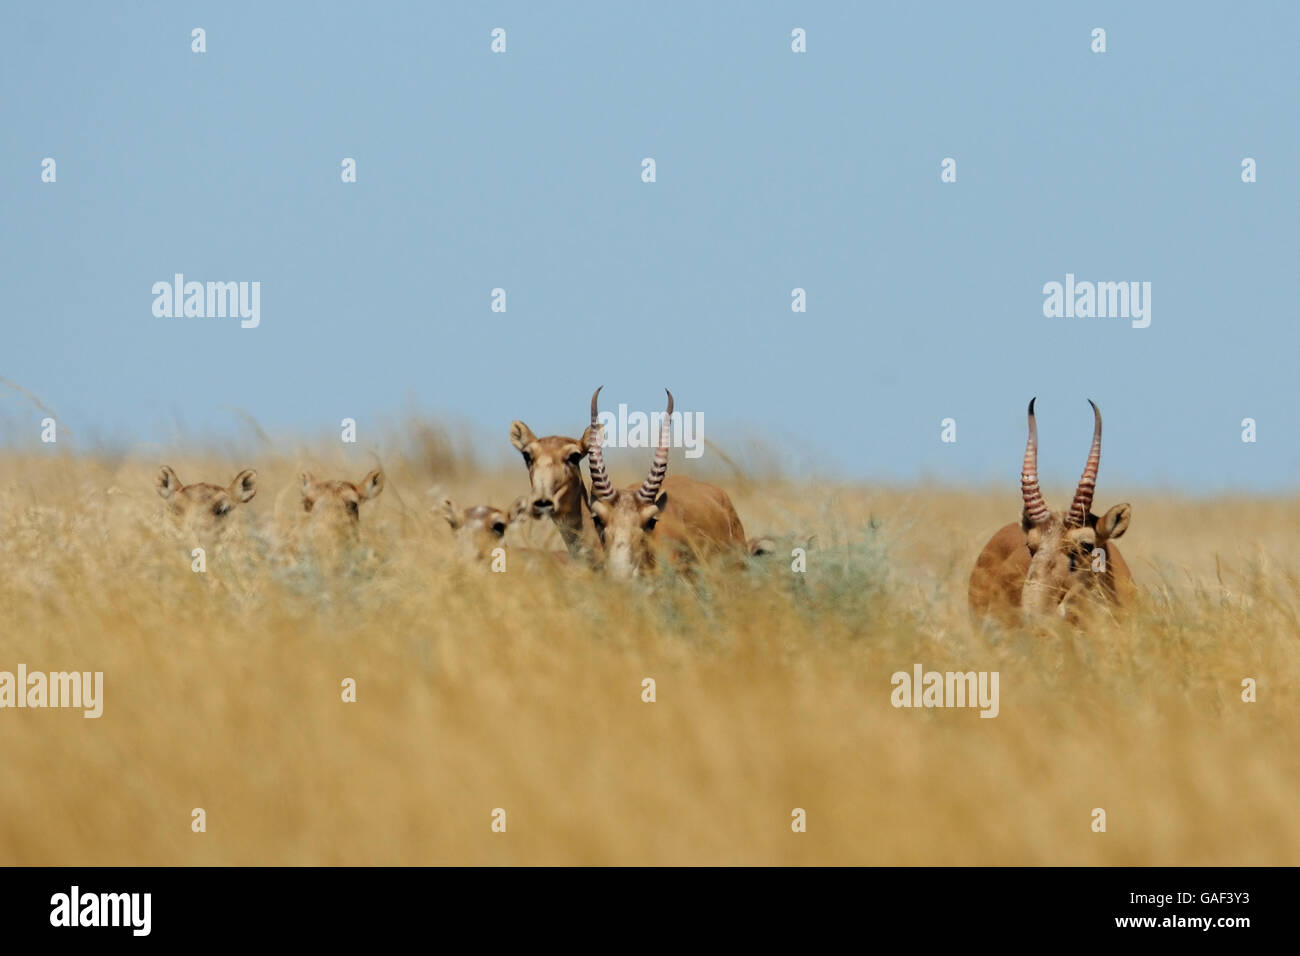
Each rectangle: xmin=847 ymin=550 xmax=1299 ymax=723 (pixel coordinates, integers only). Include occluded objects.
xmin=156 ymin=466 xmax=257 ymax=537
xmin=968 ymin=399 xmax=1135 ymax=626
xmin=440 ymin=497 xmax=570 ymax=567
xmin=509 ymin=411 xmax=600 ymax=558
xmin=298 ymin=469 xmax=385 ymax=544
xmin=440 ymin=500 xmax=514 ymax=562
xmin=586 ymin=387 xmax=751 ymax=579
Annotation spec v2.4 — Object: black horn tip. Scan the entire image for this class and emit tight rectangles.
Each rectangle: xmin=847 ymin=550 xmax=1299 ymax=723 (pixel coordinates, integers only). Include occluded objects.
xmin=664 ymin=388 xmax=674 ymax=415
xmin=1027 ymin=397 xmax=1037 ymax=415
xmin=590 ymin=386 xmax=604 ymax=417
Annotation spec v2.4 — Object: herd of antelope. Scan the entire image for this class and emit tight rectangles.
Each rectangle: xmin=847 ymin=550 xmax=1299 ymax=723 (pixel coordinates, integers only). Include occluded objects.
xmin=155 ymin=390 xmax=1136 ymax=627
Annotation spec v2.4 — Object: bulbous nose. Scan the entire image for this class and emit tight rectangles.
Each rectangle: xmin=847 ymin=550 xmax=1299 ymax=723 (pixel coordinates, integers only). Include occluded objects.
xmin=606 ymin=544 xmax=638 ymax=580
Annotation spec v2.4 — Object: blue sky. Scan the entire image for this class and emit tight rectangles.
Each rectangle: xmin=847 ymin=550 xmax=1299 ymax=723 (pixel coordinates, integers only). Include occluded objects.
xmin=3 ymin=2 xmax=1297 ymax=490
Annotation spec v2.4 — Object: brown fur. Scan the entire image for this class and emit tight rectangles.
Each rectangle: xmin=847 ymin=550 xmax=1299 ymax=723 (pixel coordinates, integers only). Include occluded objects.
xmin=589 ymin=475 xmax=749 ymax=579
xmin=440 ymin=499 xmax=512 ymax=562
xmin=440 ymin=497 xmax=571 ymax=568
xmin=970 ymin=507 xmax=1134 ymax=626
xmin=299 ymin=469 xmax=384 ymax=544
xmin=509 ymin=419 xmax=600 ymax=557
xmin=155 ymin=465 xmax=256 ymax=539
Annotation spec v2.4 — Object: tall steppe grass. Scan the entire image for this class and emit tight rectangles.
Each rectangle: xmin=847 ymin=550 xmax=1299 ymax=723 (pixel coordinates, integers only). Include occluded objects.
xmin=1 ymin=448 xmax=1295 ymax=865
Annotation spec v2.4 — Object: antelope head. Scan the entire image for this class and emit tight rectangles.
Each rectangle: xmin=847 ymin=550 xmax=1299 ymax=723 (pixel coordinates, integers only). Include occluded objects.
xmin=299 ymin=469 xmax=385 ymax=542
xmin=587 ymin=387 xmax=673 ymax=579
xmin=156 ymin=466 xmax=257 ymax=537
xmin=1019 ymin=399 xmax=1131 ymax=619
xmin=440 ymin=499 xmax=513 ymax=562
xmin=509 ymin=410 xmax=599 ymax=556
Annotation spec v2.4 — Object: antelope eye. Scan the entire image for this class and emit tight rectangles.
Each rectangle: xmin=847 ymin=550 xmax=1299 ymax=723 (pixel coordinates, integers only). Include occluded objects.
xmin=644 ymin=517 xmax=658 ymax=532
xmin=347 ymin=500 xmax=359 ymax=516
xmin=566 ymin=452 xmax=583 ymax=466
xmin=213 ymin=501 xmax=231 ymax=517
xmin=491 ymin=522 xmax=507 ymax=536
xmin=522 ymin=451 xmax=534 ymax=467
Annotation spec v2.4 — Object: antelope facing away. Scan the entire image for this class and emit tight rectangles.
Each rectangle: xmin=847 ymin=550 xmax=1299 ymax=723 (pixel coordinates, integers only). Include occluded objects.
xmin=509 ymin=411 xmax=600 ymax=558
xmin=968 ymin=399 xmax=1135 ymax=626
xmin=156 ymin=466 xmax=257 ymax=538
xmin=587 ymin=387 xmax=751 ymax=579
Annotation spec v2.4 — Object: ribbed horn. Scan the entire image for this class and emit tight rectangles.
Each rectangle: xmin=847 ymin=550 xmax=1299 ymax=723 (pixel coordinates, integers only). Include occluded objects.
xmin=1021 ymin=398 xmax=1050 ymax=526
xmin=1066 ymin=399 xmax=1102 ymax=528
xmin=636 ymin=389 xmax=674 ymax=503
xmin=587 ymin=386 xmax=615 ymax=502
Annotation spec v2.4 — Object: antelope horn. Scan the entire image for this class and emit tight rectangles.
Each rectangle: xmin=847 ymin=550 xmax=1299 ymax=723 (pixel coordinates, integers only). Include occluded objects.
xmin=1021 ymin=398 xmax=1050 ymax=526
xmin=587 ymin=386 xmax=616 ymax=502
xmin=1066 ymin=399 xmax=1102 ymax=528
xmin=636 ymin=389 xmax=674 ymax=503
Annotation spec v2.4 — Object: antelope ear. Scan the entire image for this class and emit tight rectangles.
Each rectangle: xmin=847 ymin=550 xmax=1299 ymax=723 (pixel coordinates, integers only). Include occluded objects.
xmin=1025 ymin=526 xmax=1043 ymax=551
xmin=1100 ymin=503 xmax=1131 ymax=539
xmin=510 ymin=421 xmax=537 ymax=453
xmin=590 ymin=498 xmax=614 ymax=523
xmin=639 ymin=493 xmax=668 ymax=527
xmin=157 ymin=466 xmax=183 ymax=500
xmin=229 ymin=469 xmax=257 ymax=504
xmin=440 ymin=499 xmax=461 ymax=530
xmin=358 ymin=469 xmax=385 ymax=501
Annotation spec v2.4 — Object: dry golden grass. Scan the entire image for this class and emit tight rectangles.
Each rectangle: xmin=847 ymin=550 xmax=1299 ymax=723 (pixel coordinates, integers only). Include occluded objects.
xmin=0 ymin=446 xmax=1297 ymax=865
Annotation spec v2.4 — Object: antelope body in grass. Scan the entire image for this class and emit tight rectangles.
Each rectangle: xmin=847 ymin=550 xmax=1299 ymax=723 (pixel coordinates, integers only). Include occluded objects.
xmin=586 ymin=388 xmax=753 ymax=579
xmin=968 ymin=399 xmax=1135 ymax=626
